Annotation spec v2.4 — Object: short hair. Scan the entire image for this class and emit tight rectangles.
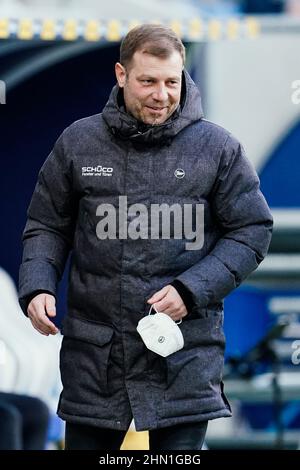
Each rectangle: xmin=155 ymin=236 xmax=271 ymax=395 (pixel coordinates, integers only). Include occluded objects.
xmin=120 ymin=24 xmax=185 ymax=70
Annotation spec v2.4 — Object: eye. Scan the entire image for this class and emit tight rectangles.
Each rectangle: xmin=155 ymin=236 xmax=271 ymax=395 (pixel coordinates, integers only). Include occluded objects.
xmin=141 ymin=79 xmax=153 ymax=84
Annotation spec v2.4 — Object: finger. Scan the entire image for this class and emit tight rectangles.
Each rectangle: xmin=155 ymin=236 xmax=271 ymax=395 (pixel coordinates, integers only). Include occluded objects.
xmin=33 ymin=311 xmax=57 ymax=334
xmin=31 ymin=302 xmax=58 ymax=334
xmin=156 ymin=303 xmax=187 ymax=320
xmin=166 ymin=311 xmax=185 ymax=322
xmin=154 ymin=292 xmax=179 ymax=313
xmin=157 ymin=307 xmax=175 ymax=318
xmin=34 ymin=319 xmax=58 ymax=335
xmin=30 ymin=314 xmax=53 ymax=335
xmin=159 ymin=310 xmax=182 ymax=322
xmin=147 ymin=285 xmax=170 ymax=304
xmin=45 ymin=295 xmax=56 ymax=317
xmin=154 ymin=300 xmax=172 ymax=312
xmin=29 ymin=317 xmax=49 ymax=336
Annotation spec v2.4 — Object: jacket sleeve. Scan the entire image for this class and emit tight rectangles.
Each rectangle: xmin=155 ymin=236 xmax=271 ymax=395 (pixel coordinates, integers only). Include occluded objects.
xmin=174 ymin=136 xmax=273 ymax=309
xmin=18 ymin=132 xmax=77 ymax=314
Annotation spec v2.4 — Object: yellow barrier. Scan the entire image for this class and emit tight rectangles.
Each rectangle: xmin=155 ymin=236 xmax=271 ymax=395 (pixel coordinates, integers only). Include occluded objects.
xmin=0 ymin=19 xmax=9 ymax=39
xmin=0 ymin=17 xmax=260 ymax=42
xmin=18 ymin=19 xmax=34 ymax=40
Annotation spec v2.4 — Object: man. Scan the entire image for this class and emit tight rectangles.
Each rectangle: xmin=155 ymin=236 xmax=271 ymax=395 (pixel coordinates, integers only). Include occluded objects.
xmin=19 ymin=24 xmax=273 ymax=450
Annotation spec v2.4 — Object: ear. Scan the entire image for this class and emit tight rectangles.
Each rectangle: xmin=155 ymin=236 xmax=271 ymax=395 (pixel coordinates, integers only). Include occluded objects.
xmin=115 ymin=62 xmax=127 ymax=88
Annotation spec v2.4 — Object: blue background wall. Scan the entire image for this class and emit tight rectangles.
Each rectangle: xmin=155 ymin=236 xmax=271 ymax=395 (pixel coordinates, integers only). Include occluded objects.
xmin=224 ymin=118 xmax=300 ymax=357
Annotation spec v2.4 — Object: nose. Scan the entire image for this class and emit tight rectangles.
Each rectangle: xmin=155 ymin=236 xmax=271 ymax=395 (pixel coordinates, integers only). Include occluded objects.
xmin=152 ymin=84 xmax=168 ymax=102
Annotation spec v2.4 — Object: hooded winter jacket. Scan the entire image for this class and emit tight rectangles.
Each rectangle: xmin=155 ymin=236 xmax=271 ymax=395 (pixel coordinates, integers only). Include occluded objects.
xmin=19 ymin=70 xmax=273 ymax=431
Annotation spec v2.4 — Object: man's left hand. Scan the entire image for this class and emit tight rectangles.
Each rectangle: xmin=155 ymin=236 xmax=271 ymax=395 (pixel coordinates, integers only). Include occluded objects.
xmin=147 ymin=285 xmax=188 ymax=322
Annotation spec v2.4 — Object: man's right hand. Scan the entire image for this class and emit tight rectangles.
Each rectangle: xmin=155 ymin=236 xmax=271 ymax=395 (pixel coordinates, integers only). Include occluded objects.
xmin=27 ymin=293 xmax=59 ymax=336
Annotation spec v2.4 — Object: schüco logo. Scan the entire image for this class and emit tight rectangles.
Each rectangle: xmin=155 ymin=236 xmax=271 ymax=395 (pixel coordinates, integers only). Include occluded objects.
xmin=82 ymin=165 xmax=113 ymax=177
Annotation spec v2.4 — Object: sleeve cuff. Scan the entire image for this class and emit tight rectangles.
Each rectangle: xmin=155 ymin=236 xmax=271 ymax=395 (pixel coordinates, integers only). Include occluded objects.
xmin=19 ymin=290 xmax=56 ymax=316
xmin=170 ymin=280 xmax=196 ymax=313
xmin=18 ymin=259 xmax=58 ymax=315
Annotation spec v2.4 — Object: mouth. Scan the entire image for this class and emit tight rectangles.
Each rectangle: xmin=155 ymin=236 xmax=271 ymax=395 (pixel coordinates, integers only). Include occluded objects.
xmin=145 ymin=106 xmax=167 ymax=113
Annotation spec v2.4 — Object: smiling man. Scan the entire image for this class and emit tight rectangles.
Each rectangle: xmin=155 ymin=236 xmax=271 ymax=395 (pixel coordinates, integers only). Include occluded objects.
xmin=115 ymin=48 xmax=182 ymax=125
xmin=19 ymin=24 xmax=273 ymax=450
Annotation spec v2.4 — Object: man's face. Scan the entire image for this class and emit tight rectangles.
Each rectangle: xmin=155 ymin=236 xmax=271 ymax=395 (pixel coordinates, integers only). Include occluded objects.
xmin=115 ymin=50 xmax=183 ymax=125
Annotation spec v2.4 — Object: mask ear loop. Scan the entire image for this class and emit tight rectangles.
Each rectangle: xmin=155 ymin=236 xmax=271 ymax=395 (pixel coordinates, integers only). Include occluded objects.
xmin=148 ymin=303 xmax=182 ymax=324
xmin=148 ymin=304 xmax=158 ymax=316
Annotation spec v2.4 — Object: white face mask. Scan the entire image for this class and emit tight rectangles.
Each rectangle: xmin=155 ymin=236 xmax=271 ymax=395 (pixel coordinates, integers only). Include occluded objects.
xmin=137 ymin=304 xmax=184 ymax=357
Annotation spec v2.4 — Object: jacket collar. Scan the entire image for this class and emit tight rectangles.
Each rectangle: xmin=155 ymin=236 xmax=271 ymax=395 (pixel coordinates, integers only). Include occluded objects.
xmin=102 ymin=69 xmax=204 ymax=146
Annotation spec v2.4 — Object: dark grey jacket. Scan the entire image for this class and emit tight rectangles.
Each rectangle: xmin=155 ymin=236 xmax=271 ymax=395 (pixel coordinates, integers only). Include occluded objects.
xmin=19 ymin=70 xmax=273 ymax=431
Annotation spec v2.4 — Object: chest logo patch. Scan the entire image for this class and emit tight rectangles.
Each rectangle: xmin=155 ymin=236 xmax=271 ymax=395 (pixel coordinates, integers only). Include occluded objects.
xmin=82 ymin=165 xmax=113 ymax=177
xmin=174 ymin=168 xmax=185 ymax=179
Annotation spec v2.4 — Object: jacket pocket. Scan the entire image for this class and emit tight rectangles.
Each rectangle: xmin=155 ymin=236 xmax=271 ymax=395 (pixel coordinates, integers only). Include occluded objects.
xmin=164 ymin=313 xmax=225 ymax=400
xmin=60 ymin=315 xmax=114 ymax=405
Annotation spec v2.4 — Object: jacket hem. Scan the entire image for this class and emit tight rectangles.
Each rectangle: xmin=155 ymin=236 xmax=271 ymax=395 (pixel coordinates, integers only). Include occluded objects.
xmin=134 ymin=408 xmax=232 ymax=432
xmin=57 ymin=410 xmax=131 ymax=432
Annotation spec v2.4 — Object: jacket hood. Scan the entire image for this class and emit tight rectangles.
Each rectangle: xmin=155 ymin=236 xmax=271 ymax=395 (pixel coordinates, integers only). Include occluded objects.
xmin=102 ymin=69 xmax=204 ymax=146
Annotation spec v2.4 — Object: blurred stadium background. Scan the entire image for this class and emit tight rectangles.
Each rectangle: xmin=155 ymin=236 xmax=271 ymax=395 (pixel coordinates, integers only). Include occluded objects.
xmin=1 ymin=0 xmax=300 ymax=450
